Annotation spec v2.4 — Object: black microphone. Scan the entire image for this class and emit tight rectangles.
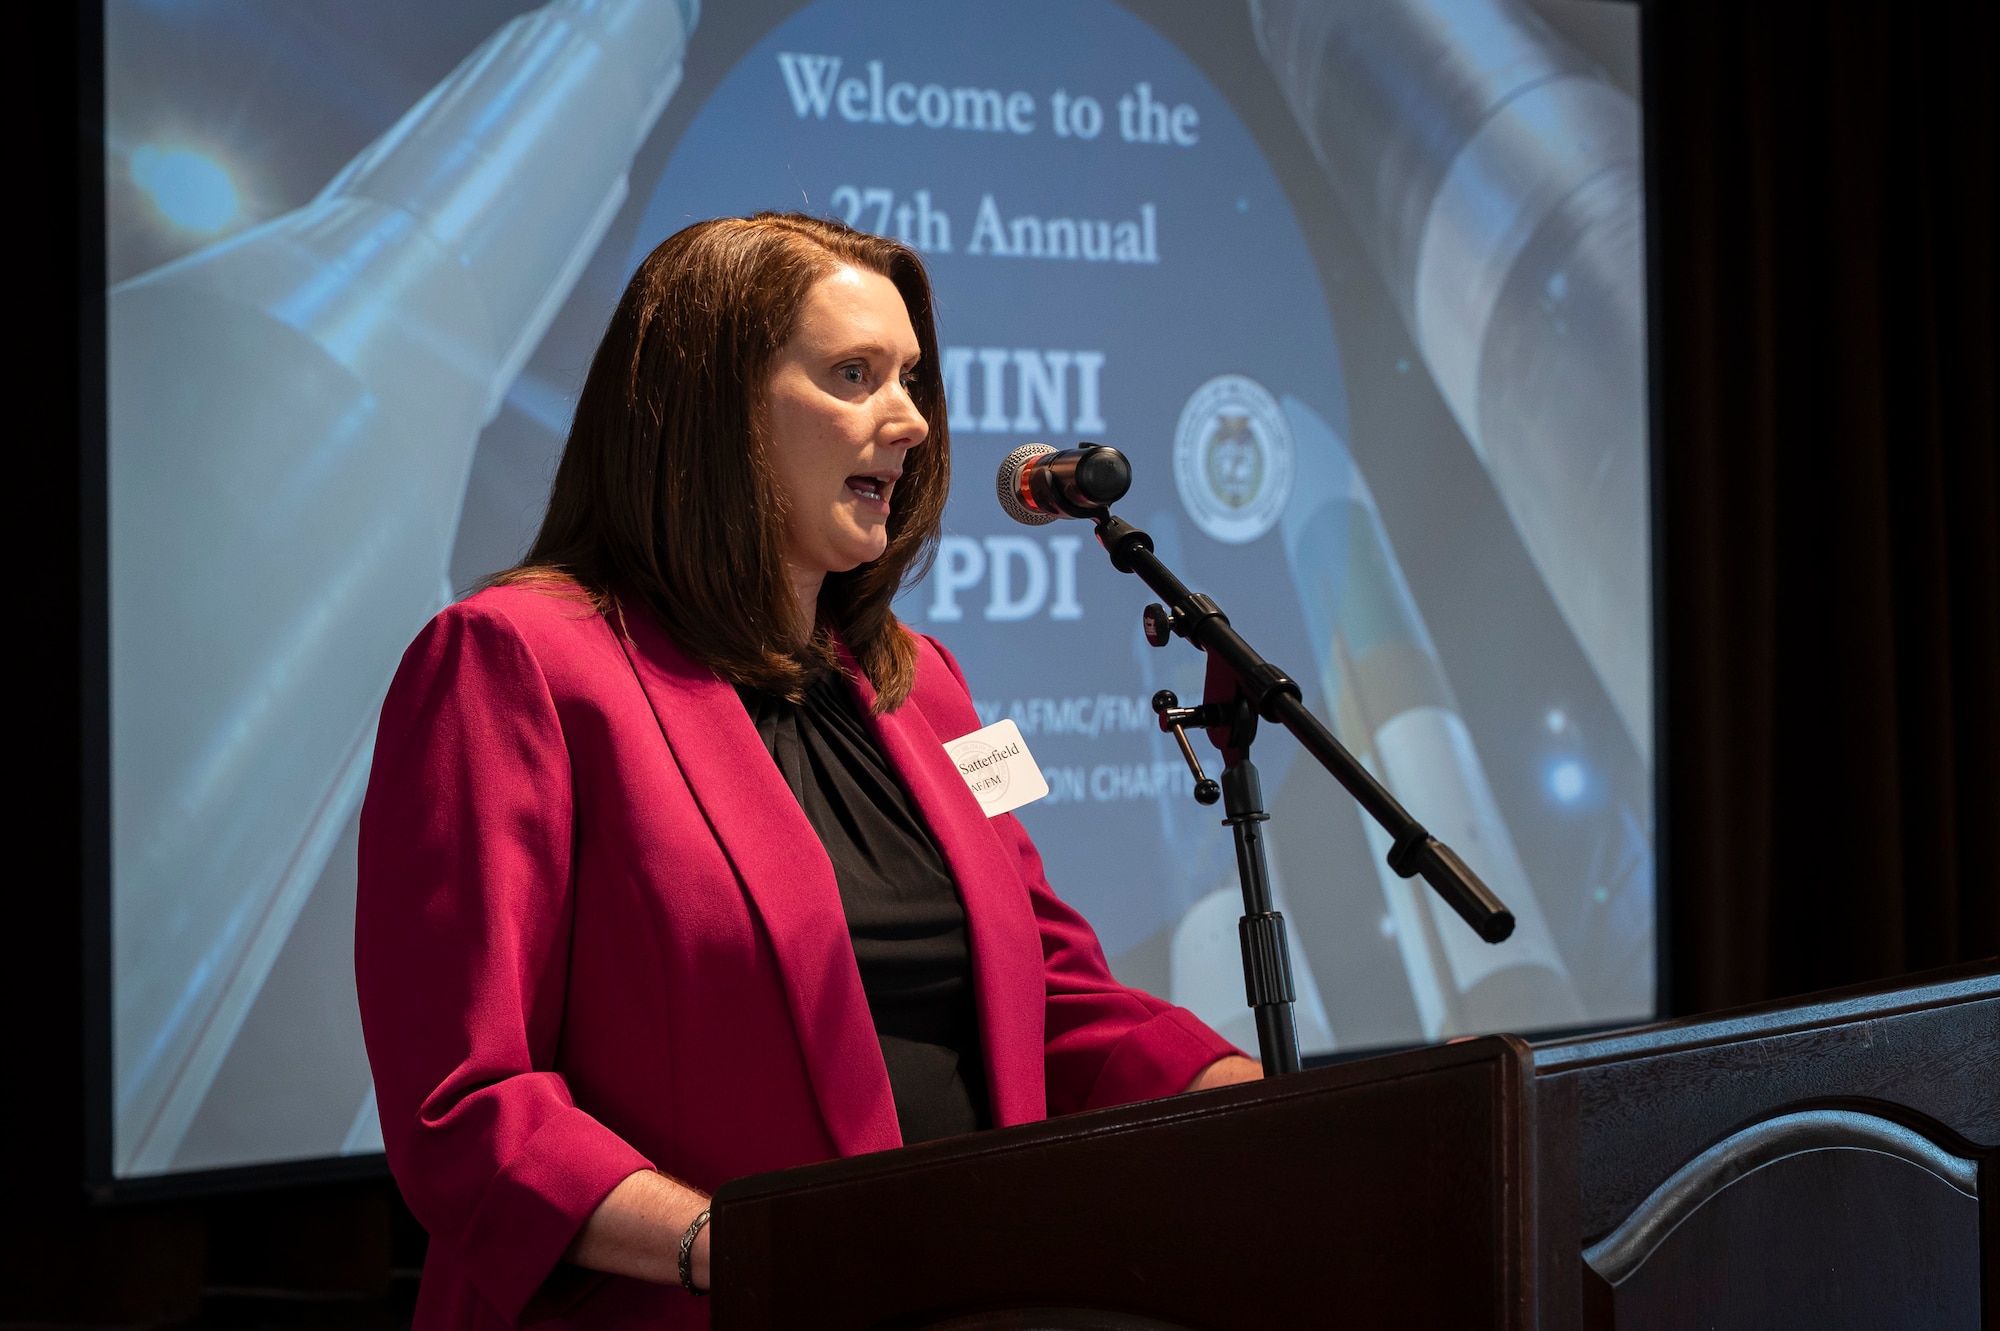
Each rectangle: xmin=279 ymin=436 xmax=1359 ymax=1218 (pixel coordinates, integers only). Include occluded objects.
xmin=995 ymin=443 xmax=1132 ymax=524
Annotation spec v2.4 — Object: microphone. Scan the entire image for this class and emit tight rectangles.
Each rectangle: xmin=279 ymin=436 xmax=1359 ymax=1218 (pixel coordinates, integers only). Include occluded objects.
xmin=995 ymin=443 xmax=1132 ymax=525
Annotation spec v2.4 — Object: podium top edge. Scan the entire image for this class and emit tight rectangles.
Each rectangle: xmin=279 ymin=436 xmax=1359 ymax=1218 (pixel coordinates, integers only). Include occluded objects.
xmin=1533 ymin=957 xmax=2000 ymax=1073
xmin=715 ymin=1034 xmax=1530 ymax=1208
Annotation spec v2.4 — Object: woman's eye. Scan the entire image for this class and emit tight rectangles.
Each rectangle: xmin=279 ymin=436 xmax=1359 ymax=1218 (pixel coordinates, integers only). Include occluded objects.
xmin=841 ymin=365 xmax=865 ymax=384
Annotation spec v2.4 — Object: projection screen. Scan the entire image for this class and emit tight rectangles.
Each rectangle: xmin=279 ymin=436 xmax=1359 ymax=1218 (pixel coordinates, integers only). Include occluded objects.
xmin=98 ymin=0 xmax=1652 ymax=1180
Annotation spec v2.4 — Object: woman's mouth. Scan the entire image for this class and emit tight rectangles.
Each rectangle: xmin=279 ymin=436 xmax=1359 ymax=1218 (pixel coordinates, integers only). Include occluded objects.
xmin=845 ymin=474 xmax=896 ymax=507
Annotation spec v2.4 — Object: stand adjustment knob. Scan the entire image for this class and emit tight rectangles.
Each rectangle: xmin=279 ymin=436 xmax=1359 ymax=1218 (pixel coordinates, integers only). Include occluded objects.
xmin=1141 ymin=602 xmax=1175 ymax=648
xmin=1151 ymin=690 xmax=1222 ymax=805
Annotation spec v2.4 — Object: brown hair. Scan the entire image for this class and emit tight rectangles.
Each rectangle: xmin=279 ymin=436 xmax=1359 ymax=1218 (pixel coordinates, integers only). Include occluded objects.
xmin=504 ymin=213 xmax=950 ymax=710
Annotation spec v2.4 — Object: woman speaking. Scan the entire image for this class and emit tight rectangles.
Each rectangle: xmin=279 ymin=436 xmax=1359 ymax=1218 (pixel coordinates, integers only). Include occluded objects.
xmin=355 ymin=213 xmax=1256 ymax=1329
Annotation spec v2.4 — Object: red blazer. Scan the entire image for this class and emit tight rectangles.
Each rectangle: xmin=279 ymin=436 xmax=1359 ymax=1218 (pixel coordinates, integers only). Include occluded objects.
xmin=355 ymin=584 xmax=1237 ymax=1330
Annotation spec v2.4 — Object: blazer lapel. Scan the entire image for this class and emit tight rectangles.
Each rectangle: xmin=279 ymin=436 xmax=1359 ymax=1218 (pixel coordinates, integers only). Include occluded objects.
xmin=840 ymin=648 xmax=1049 ymax=1128
xmin=615 ymin=611 xmax=901 ymax=1157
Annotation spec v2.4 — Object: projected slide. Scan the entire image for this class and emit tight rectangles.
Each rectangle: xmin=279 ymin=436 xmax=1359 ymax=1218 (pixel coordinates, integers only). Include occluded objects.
xmin=103 ymin=0 xmax=1650 ymax=1177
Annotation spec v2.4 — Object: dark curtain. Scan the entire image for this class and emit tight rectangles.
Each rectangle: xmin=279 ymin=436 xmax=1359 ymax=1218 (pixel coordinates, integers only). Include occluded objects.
xmin=1649 ymin=0 xmax=2000 ymax=1015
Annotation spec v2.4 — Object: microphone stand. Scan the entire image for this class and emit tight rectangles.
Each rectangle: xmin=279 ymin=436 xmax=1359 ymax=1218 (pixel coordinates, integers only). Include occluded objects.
xmin=1093 ymin=511 xmax=1517 ymax=1077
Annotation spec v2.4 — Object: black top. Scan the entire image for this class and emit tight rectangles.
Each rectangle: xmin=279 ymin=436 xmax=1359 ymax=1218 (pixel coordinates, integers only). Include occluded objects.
xmin=737 ymin=671 xmax=992 ymax=1145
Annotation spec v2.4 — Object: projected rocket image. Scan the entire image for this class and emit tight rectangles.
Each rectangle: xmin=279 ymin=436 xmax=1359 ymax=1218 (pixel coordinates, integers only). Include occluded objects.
xmin=1253 ymin=0 xmax=1651 ymax=764
xmin=107 ymin=0 xmax=699 ymax=1176
xmin=103 ymin=0 xmax=1650 ymax=1177
xmin=1279 ymin=399 xmax=1584 ymax=1038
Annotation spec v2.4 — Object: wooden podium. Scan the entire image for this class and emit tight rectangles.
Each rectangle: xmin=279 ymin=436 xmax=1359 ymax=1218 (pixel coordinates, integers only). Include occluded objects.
xmin=711 ymin=963 xmax=1997 ymax=1330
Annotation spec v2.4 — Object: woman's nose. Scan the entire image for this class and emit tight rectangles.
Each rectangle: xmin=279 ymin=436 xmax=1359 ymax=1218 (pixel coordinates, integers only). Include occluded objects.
xmin=885 ymin=384 xmax=928 ymax=448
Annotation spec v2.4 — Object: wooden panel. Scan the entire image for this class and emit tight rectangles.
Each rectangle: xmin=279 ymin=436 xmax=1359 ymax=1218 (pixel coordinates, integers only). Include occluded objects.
xmin=713 ymin=1037 xmax=1535 ymax=1331
xmin=1607 ymin=1149 xmax=1980 ymax=1331
xmin=1533 ymin=1071 xmax=1584 ymax=1331
xmin=1536 ymin=965 xmax=2000 ymax=1237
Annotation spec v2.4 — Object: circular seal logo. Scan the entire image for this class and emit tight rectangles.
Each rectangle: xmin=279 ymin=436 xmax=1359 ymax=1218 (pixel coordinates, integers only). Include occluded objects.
xmin=1172 ymin=375 xmax=1294 ymax=544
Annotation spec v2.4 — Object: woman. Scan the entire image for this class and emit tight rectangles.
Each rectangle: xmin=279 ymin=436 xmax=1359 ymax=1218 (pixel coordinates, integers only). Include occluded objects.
xmin=355 ymin=213 xmax=1258 ymax=1330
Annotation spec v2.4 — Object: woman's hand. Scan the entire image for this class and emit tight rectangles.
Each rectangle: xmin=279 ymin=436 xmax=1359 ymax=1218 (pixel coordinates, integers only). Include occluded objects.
xmin=1183 ymin=1054 xmax=1264 ymax=1092
xmin=565 ymin=1168 xmax=713 ymax=1290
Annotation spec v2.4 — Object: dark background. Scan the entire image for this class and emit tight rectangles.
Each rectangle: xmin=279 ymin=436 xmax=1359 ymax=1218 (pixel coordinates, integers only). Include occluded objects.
xmin=11 ymin=0 xmax=1996 ymax=1321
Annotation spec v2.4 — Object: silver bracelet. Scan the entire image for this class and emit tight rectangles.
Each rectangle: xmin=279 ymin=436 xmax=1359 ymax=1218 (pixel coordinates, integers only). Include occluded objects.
xmin=677 ymin=1206 xmax=712 ymax=1296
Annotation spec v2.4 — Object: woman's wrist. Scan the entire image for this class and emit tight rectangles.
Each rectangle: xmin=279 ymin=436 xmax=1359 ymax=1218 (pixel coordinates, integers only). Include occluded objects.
xmin=566 ymin=1169 xmax=713 ymax=1288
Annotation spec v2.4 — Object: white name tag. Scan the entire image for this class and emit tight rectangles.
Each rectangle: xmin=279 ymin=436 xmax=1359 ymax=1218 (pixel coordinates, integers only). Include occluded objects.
xmin=944 ymin=719 xmax=1049 ymax=817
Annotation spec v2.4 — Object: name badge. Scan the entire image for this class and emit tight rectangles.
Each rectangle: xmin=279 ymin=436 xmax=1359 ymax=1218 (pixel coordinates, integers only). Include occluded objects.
xmin=944 ymin=719 xmax=1049 ymax=817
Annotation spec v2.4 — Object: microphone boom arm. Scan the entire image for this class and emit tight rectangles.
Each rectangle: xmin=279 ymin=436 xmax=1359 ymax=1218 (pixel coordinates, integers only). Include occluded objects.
xmin=984 ymin=435 xmax=1524 ymax=1074
xmin=1094 ymin=509 xmax=1516 ymax=968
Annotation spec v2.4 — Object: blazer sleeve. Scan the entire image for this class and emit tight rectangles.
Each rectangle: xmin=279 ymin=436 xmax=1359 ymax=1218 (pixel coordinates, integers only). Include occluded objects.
xmin=355 ymin=602 xmax=653 ymax=1325
xmin=914 ymin=634 xmax=1243 ymax=1115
